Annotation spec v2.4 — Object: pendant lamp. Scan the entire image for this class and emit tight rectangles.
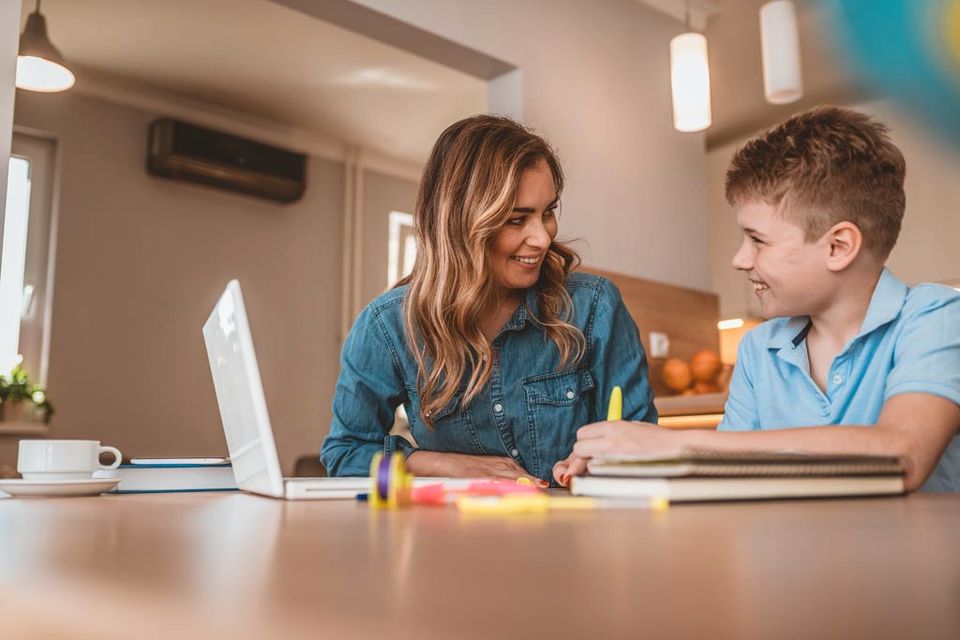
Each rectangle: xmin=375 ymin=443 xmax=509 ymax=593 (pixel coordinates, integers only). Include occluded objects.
xmin=16 ymin=0 xmax=75 ymax=93
xmin=670 ymin=2 xmax=712 ymax=132
xmin=760 ymin=0 xmax=803 ymax=104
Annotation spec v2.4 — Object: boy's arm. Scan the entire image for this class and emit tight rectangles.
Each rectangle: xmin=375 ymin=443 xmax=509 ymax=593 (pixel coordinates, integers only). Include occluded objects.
xmin=574 ymin=393 xmax=960 ymax=491
xmin=717 ymin=338 xmax=760 ymax=431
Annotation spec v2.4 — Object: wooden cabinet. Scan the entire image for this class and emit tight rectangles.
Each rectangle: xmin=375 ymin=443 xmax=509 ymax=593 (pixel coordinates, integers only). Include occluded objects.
xmin=655 ymin=392 xmax=726 ymax=429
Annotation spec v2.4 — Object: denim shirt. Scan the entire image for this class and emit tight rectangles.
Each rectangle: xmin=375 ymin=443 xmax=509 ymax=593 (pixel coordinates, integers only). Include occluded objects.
xmin=321 ymin=272 xmax=657 ymax=482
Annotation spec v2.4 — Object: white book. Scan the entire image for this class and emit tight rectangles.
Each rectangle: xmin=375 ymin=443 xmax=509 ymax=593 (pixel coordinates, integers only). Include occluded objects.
xmin=94 ymin=462 xmax=237 ymax=493
xmin=571 ymin=450 xmax=906 ymax=502
xmin=570 ymin=474 xmax=905 ymax=502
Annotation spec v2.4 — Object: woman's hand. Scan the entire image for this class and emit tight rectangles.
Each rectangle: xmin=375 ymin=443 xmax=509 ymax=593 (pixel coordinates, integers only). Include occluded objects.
xmin=553 ymin=421 xmax=685 ymax=487
xmin=406 ymin=451 xmax=547 ymax=486
xmin=571 ymin=420 xmax=686 ymax=461
xmin=552 ymin=452 xmax=589 ymax=487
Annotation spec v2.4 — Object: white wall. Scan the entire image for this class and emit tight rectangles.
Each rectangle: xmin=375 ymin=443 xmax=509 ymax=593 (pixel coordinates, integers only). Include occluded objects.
xmin=4 ymin=89 xmax=346 ymax=473
xmin=345 ymin=0 xmax=712 ymax=291
xmin=708 ymin=99 xmax=960 ymax=319
xmin=0 ymin=2 xmax=21 ymax=267
xmin=707 ymin=139 xmax=758 ymax=319
xmin=361 ymin=170 xmax=418 ymax=305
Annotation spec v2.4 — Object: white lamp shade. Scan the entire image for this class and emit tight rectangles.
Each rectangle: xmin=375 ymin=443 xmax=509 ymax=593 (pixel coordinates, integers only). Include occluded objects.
xmin=670 ymin=32 xmax=712 ymax=132
xmin=16 ymin=55 xmax=75 ymax=92
xmin=760 ymin=0 xmax=803 ymax=105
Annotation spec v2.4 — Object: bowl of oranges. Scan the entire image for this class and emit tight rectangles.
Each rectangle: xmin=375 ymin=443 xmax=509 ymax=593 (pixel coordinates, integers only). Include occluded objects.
xmin=660 ymin=350 xmax=728 ymax=395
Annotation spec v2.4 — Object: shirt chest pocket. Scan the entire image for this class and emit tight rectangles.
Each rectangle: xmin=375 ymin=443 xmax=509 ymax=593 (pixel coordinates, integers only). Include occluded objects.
xmin=522 ymin=369 xmax=596 ymax=460
xmin=523 ymin=369 xmax=596 ymax=406
xmin=409 ymin=390 xmax=485 ymax=455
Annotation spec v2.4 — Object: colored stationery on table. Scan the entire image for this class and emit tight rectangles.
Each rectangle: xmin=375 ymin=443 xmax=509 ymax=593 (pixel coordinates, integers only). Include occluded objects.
xmin=571 ymin=450 xmax=906 ymax=502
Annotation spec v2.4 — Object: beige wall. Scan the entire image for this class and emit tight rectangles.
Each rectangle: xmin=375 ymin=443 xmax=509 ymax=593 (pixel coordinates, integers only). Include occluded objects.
xmin=344 ymin=0 xmax=712 ymax=291
xmin=2 ymin=90 xmax=347 ymax=473
xmin=708 ymin=99 xmax=960 ymax=319
xmin=360 ymin=170 xmax=418 ymax=305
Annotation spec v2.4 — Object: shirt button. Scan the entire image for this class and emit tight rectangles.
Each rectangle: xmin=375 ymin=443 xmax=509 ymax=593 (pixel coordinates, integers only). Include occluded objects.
xmin=494 ymin=403 xmax=503 ymax=413
xmin=565 ymin=389 xmax=575 ymax=400
xmin=510 ymin=448 xmax=519 ymax=458
xmin=832 ymin=374 xmax=843 ymax=385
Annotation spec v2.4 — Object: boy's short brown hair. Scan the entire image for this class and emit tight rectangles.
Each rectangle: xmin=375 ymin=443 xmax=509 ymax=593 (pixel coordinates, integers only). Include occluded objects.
xmin=725 ymin=106 xmax=906 ymax=260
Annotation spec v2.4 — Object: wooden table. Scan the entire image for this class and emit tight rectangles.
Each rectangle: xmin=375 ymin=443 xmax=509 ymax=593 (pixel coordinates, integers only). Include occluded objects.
xmin=1 ymin=493 xmax=958 ymax=639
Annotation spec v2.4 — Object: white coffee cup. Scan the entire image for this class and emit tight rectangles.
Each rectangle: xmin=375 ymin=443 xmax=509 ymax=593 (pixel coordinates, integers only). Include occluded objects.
xmin=17 ymin=439 xmax=123 ymax=481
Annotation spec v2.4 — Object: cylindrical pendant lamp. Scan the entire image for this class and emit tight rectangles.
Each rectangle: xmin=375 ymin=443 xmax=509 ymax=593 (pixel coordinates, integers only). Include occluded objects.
xmin=760 ymin=0 xmax=803 ymax=104
xmin=670 ymin=32 xmax=712 ymax=132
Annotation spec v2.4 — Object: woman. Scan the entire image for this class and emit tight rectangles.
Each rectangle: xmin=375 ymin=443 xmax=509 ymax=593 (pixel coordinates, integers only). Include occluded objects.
xmin=321 ymin=115 xmax=657 ymax=485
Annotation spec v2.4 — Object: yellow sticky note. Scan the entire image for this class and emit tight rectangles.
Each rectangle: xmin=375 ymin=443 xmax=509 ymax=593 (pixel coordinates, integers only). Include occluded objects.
xmin=651 ymin=497 xmax=670 ymax=512
xmin=457 ymin=495 xmax=549 ymax=515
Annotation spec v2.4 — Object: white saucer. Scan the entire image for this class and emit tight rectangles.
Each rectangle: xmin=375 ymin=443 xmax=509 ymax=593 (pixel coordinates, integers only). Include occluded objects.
xmin=0 ymin=478 xmax=120 ymax=498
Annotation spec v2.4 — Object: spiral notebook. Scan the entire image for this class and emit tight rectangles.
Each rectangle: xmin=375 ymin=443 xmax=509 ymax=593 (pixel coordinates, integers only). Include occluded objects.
xmin=570 ymin=450 xmax=906 ymax=502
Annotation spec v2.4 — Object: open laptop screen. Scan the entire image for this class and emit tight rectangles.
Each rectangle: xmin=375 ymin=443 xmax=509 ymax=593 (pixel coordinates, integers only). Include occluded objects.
xmin=202 ymin=280 xmax=285 ymax=497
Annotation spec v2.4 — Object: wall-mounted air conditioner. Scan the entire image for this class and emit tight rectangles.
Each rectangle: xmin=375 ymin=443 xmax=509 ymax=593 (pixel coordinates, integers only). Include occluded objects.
xmin=147 ymin=118 xmax=307 ymax=203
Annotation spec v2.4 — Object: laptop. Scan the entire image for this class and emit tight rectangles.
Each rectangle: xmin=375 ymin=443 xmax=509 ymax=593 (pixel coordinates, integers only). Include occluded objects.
xmin=203 ymin=280 xmax=475 ymax=500
xmin=202 ymin=280 xmax=370 ymax=499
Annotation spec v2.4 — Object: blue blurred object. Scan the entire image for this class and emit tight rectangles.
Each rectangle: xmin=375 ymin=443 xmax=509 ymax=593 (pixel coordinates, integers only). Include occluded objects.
xmin=826 ymin=0 xmax=960 ymax=143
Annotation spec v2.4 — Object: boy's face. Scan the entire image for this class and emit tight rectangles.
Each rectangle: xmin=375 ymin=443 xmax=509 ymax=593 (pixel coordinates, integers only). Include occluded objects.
xmin=731 ymin=201 xmax=834 ymax=319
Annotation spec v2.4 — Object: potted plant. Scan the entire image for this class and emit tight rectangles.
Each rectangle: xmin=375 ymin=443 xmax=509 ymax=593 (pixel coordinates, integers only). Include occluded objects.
xmin=0 ymin=365 xmax=54 ymax=424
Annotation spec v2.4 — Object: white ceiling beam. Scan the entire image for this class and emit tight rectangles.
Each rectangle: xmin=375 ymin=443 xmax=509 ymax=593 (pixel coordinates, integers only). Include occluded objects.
xmin=633 ymin=0 xmax=721 ymax=31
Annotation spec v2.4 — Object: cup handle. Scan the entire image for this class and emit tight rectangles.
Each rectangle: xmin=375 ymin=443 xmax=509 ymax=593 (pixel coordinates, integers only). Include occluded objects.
xmin=98 ymin=445 xmax=123 ymax=470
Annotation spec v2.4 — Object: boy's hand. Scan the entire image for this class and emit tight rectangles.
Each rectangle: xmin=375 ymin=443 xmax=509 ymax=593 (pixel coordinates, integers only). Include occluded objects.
xmin=572 ymin=420 xmax=683 ymax=460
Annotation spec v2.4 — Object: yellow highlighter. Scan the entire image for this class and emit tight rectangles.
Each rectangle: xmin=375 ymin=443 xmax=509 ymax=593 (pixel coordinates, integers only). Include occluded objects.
xmin=607 ymin=385 xmax=622 ymax=421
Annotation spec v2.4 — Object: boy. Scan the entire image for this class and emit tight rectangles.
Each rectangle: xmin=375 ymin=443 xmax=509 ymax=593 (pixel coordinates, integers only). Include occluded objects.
xmin=554 ymin=107 xmax=960 ymax=492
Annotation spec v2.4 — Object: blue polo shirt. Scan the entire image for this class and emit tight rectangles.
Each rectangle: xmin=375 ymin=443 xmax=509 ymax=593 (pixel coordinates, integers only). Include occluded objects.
xmin=719 ymin=268 xmax=960 ymax=492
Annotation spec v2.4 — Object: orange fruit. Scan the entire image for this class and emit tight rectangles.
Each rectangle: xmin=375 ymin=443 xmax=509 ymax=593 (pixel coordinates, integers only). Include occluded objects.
xmin=690 ymin=350 xmax=723 ymax=384
xmin=661 ymin=358 xmax=693 ymax=392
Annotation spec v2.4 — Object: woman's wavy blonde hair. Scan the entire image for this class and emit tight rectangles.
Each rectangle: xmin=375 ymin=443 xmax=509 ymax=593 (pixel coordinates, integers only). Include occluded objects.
xmin=400 ymin=114 xmax=585 ymax=427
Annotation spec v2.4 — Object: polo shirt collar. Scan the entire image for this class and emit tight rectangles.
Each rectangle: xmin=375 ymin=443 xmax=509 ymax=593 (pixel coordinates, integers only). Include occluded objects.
xmin=766 ymin=267 xmax=908 ymax=351
xmin=856 ymin=267 xmax=908 ymax=338
xmin=768 ymin=315 xmax=812 ymax=352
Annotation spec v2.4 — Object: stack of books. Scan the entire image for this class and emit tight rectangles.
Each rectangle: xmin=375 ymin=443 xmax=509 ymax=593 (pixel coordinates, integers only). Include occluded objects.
xmin=94 ymin=457 xmax=238 ymax=494
xmin=570 ymin=450 xmax=905 ymax=502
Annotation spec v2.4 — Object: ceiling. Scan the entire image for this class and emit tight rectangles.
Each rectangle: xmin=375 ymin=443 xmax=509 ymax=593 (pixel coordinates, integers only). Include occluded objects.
xmin=21 ymin=0 xmax=867 ymax=161
xmin=19 ymin=0 xmax=488 ymax=163
xmin=636 ymin=0 xmax=868 ymax=147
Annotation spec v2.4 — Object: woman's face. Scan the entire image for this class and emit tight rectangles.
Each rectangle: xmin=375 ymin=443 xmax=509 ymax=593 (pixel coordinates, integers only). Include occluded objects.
xmin=488 ymin=160 xmax=559 ymax=294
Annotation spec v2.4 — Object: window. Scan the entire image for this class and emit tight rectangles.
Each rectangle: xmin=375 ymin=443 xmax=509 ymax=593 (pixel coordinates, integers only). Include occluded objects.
xmin=387 ymin=210 xmax=416 ymax=288
xmin=0 ymin=133 xmax=57 ymax=383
